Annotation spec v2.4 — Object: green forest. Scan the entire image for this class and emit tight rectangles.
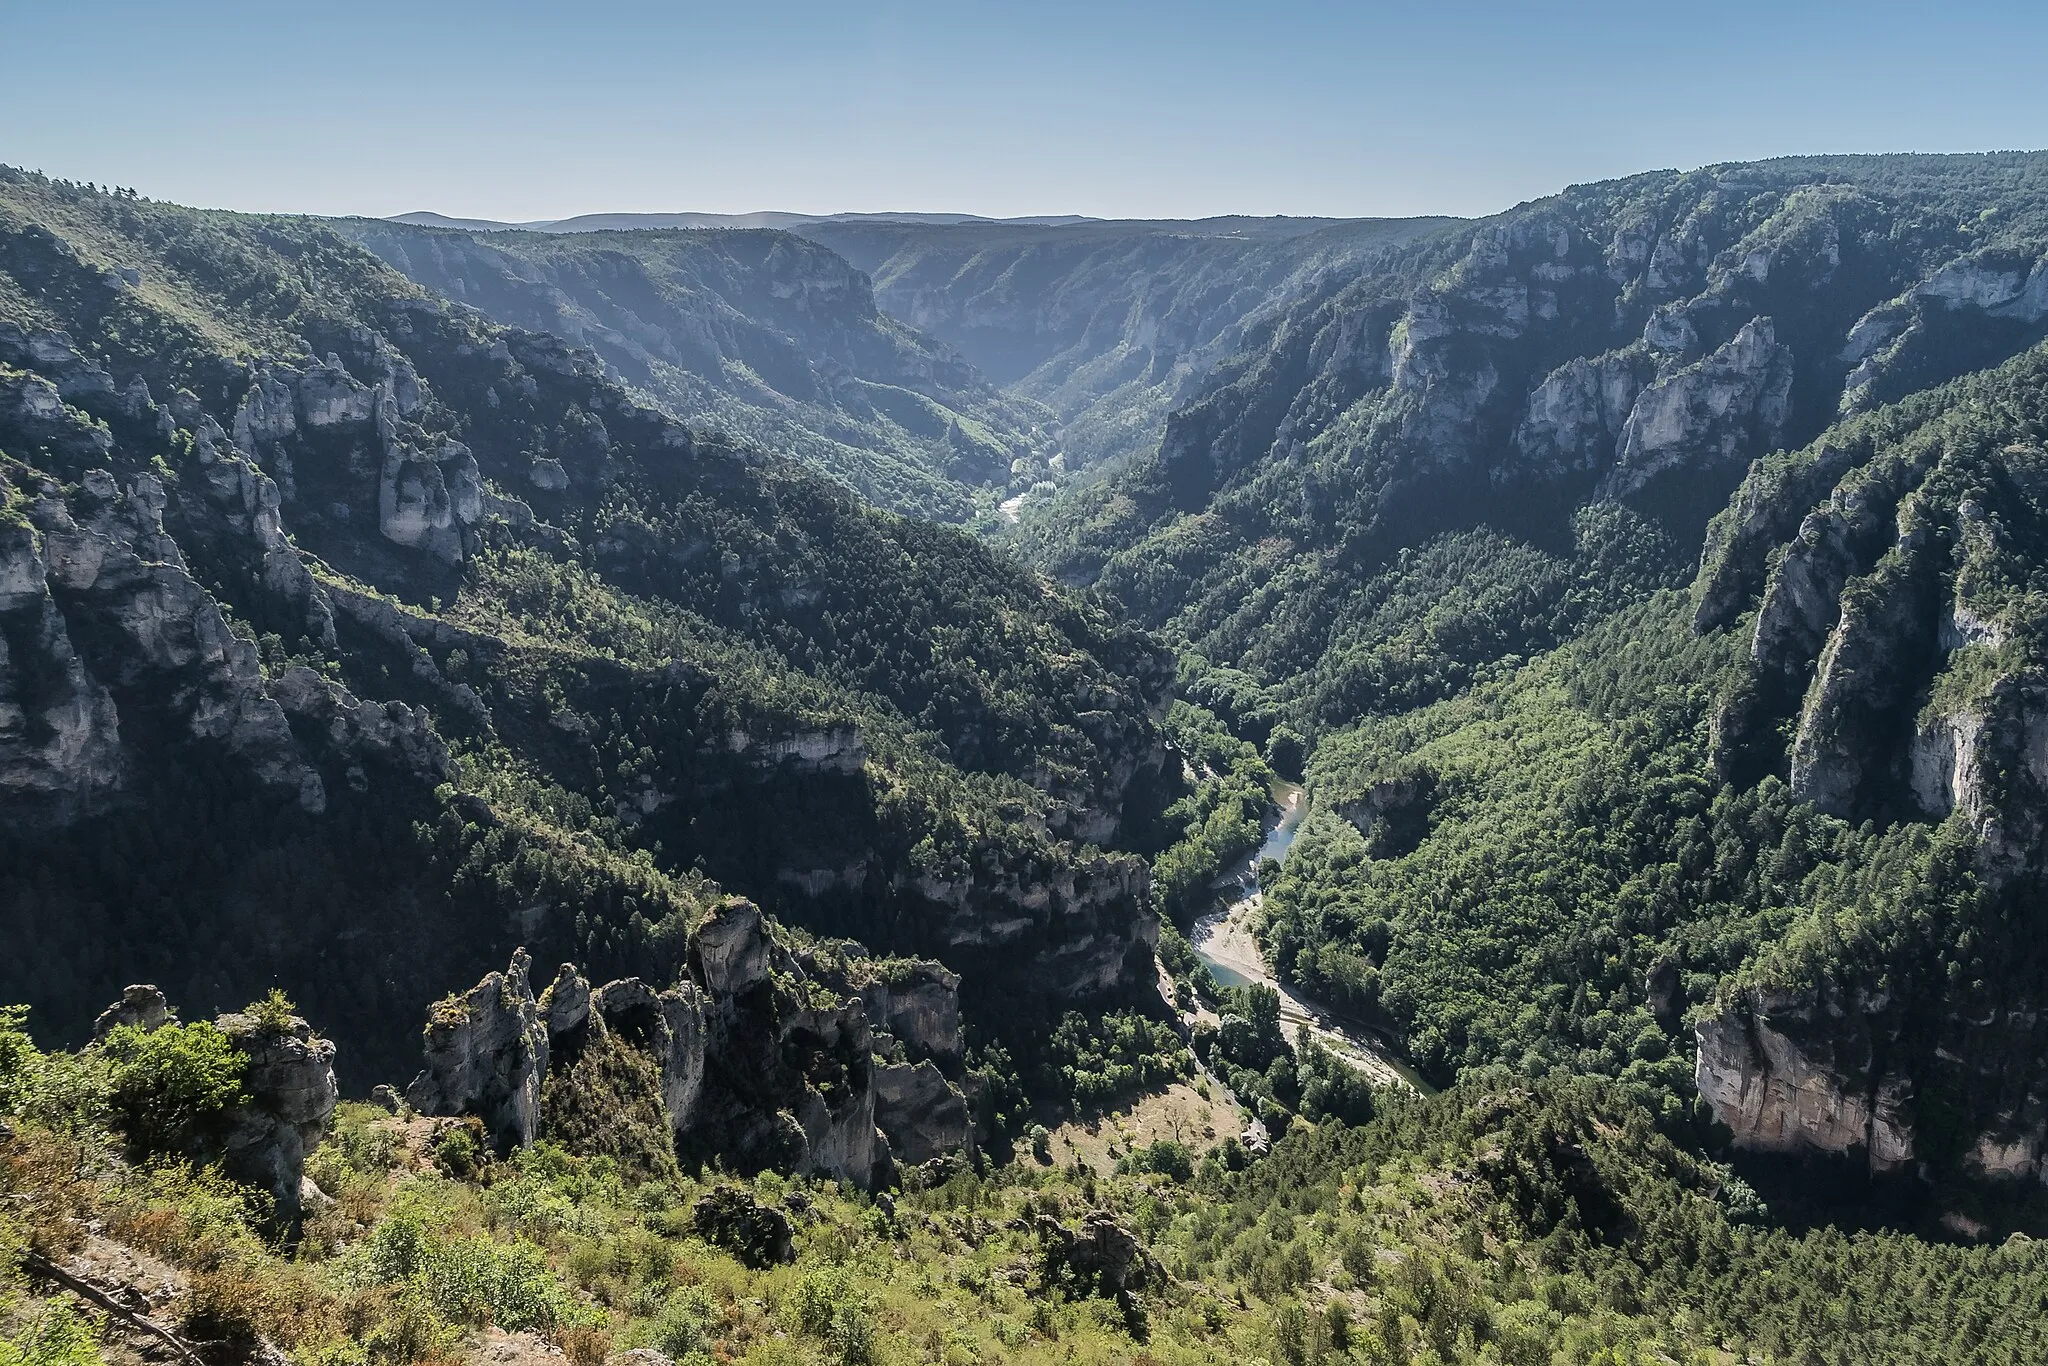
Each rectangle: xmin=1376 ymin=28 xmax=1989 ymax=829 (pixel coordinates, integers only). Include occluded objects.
xmin=9 ymin=149 xmax=2048 ymax=1364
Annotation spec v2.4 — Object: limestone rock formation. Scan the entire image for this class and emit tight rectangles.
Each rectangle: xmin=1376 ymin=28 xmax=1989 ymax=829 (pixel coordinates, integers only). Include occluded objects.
xmin=588 ymin=976 xmax=707 ymax=1134
xmin=86 ymin=987 xmax=337 ymax=1223
xmin=1694 ymin=988 xmax=1914 ymax=1172
xmin=1786 ymin=555 xmax=1937 ymax=819
xmin=859 ymin=962 xmax=964 ymax=1068
xmin=1511 ymin=351 xmax=1650 ymax=479
xmin=1039 ymin=1210 xmax=1162 ymax=1302
xmin=213 ymin=1008 xmax=340 ymax=1221
xmin=1840 ymin=248 xmax=2048 ymax=414
xmin=1603 ymin=318 xmax=1793 ymax=499
xmin=405 ymin=905 xmax=965 ymax=1188
xmin=90 ymin=985 xmax=171 ymax=1040
xmin=405 ymin=949 xmax=551 ymax=1154
xmin=872 ymin=1060 xmax=970 ymax=1165
xmin=0 ymin=518 xmax=126 ymax=826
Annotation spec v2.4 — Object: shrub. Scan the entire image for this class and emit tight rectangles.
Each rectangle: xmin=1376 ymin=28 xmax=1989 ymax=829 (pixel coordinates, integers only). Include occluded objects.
xmin=0 ymin=1005 xmax=38 ymax=1113
xmin=98 ymin=1022 xmax=246 ymax=1159
xmin=0 ymin=1302 xmax=101 ymax=1366
xmin=352 ymin=1203 xmax=590 ymax=1332
xmin=433 ymin=1118 xmax=487 ymax=1179
xmin=1133 ymin=1140 xmax=1194 ymax=1182
xmin=243 ymin=989 xmax=298 ymax=1036
xmin=650 ymin=1286 xmax=717 ymax=1356
xmin=787 ymin=1266 xmax=877 ymax=1366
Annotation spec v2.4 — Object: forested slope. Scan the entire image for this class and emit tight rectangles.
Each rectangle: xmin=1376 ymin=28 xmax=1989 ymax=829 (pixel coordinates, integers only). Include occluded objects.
xmin=1025 ymin=153 xmax=2048 ymax=751
xmin=0 ymin=168 xmax=1175 ymax=1101
xmin=797 ymin=215 xmax=1456 ymax=475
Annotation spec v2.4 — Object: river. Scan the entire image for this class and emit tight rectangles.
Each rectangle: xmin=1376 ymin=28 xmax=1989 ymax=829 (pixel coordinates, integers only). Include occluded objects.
xmin=1188 ymin=783 xmax=1428 ymax=1091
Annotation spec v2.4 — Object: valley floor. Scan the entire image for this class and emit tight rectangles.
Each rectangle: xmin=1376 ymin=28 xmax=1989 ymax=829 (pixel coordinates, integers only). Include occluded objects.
xmin=1189 ymin=898 xmax=1418 ymax=1091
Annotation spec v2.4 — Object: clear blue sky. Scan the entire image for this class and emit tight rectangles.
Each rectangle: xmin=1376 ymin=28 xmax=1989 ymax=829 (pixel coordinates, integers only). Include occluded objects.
xmin=10 ymin=0 xmax=2046 ymax=222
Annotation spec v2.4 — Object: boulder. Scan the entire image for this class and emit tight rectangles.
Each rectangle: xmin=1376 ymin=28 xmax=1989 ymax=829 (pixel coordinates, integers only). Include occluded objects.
xmin=1039 ymin=1210 xmax=1162 ymax=1299
xmin=91 ymin=985 xmax=171 ymax=1040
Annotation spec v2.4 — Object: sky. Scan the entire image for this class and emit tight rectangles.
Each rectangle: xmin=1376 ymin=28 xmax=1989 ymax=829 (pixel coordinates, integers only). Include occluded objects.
xmin=9 ymin=0 xmax=2048 ymax=224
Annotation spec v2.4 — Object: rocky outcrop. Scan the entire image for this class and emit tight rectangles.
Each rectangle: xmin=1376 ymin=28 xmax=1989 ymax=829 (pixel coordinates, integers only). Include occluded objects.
xmin=688 ymin=902 xmax=893 ymax=1188
xmin=1787 ymin=554 xmax=1937 ymax=819
xmin=0 ymin=517 xmax=126 ymax=826
xmin=213 ymin=1009 xmax=340 ymax=1222
xmin=1750 ymin=508 xmax=1857 ymax=675
xmin=1335 ymin=767 xmax=1437 ymax=847
xmin=1694 ymin=987 xmax=1914 ymax=1172
xmin=1840 ymin=249 xmax=2048 ymax=414
xmin=723 ymin=725 xmax=867 ymax=777
xmin=1906 ymin=675 xmax=2048 ymax=883
xmin=405 ymin=948 xmax=550 ymax=1154
xmin=85 ymin=987 xmax=337 ymax=1223
xmin=270 ymin=665 xmax=451 ymax=793
xmin=587 ymin=976 xmax=707 ymax=1134
xmin=885 ymin=850 xmax=1158 ymax=1001
xmin=1038 ymin=1211 xmax=1162 ymax=1302
xmin=1511 ymin=351 xmax=1650 ymax=479
xmin=691 ymin=901 xmax=775 ymax=999
xmin=872 ymin=1060 xmax=970 ymax=1164
xmin=1603 ymin=319 xmax=1793 ymax=498
xmin=90 ymin=985 xmax=171 ymax=1040
xmin=2 ymin=469 xmax=326 ymax=823
xmin=859 ymin=962 xmax=963 ymax=1068
xmin=407 ymin=905 xmax=956 ymax=1188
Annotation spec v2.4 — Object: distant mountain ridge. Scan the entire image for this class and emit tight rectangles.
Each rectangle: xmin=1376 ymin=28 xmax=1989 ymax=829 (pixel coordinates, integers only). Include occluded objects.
xmin=390 ymin=209 xmax=1110 ymax=233
xmin=795 ymin=215 xmax=1462 ymax=471
xmin=335 ymin=217 xmax=1048 ymax=520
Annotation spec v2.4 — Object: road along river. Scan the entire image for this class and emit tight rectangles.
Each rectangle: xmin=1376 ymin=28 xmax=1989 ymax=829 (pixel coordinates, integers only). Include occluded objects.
xmin=1189 ymin=785 xmax=1428 ymax=1091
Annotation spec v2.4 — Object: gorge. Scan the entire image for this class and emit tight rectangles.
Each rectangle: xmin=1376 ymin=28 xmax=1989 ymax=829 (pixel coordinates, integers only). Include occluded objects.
xmin=8 ymin=147 xmax=2048 ymax=1366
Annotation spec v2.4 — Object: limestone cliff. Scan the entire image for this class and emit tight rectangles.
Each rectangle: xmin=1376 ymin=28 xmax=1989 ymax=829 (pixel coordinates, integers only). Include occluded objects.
xmin=1694 ymin=987 xmax=1914 ymax=1173
xmin=1688 ymin=340 xmax=2048 ymax=1175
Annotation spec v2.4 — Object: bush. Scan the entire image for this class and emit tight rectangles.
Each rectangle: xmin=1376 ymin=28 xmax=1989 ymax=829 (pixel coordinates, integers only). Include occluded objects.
xmin=650 ymin=1286 xmax=717 ymax=1357
xmin=98 ymin=1022 xmax=246 ymax=1159
xmin=0 ymin=1302 xmax=101 ymax=1366
xmin=787 ymin=1266 xmax=877 ymax=1366
xmin=0 ymin=1005 xmax=38 ymax=1113
xmin=243 ymin=989 xmax=298 ymax=1036
xmin=351 ymin=1202 xmax=589 ymax=1332
xmin=433 ymin=1118 xmax=487 ymax=1179
xmin=1125 ymin=1140 xmax=1194 ymax=1182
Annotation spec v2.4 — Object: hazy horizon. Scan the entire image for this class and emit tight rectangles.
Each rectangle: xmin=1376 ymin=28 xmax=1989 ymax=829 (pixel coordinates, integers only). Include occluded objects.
xmin=10 ymin=0 xmax=2048 ymax=223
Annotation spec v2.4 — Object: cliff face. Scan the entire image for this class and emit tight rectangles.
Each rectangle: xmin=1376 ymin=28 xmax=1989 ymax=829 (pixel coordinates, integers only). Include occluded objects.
xmin=1688 ymin=336 xmax=2048 ymax=1176
xmin=0 ymin=351 xmax=452 ymax=831
xmin=1694 ymin=987 xmax=1915 ymax=1172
